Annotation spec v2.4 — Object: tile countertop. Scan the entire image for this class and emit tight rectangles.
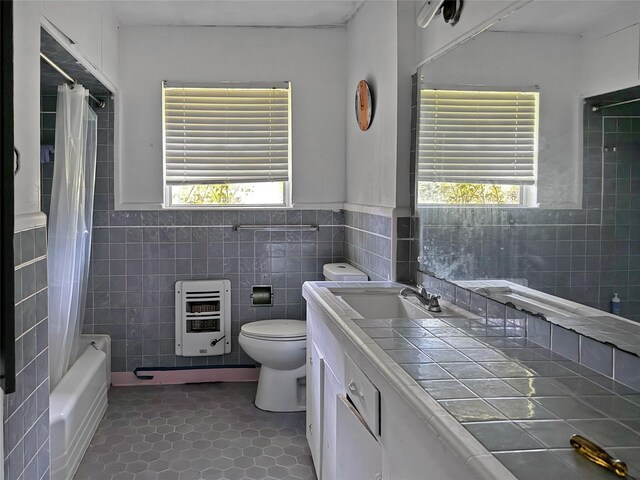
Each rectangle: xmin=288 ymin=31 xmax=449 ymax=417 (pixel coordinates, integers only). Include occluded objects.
xmin=302 ymin=281 xmax=640 ymax=480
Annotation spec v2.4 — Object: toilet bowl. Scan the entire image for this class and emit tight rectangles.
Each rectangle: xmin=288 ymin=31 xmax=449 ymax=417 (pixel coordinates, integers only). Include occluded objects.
xmin=238 ymin=319 xmax=307 ymax=412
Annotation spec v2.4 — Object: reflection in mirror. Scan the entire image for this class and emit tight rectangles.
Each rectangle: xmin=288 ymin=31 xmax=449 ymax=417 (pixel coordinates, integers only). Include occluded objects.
xmin=414 ymin=1 xmax=640 ymax=323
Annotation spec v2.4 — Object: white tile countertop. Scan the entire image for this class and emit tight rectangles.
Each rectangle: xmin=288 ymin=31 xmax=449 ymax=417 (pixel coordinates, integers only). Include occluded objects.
xmin=455 ymin=279 xmax=640 ymax=356
xmin=302 ymin=281 xmax=640 ymax=480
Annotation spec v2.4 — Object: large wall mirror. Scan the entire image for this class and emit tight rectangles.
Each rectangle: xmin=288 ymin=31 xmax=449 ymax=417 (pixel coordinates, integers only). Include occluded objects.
xmin=415 ymin=1 xmax=640 ymax=323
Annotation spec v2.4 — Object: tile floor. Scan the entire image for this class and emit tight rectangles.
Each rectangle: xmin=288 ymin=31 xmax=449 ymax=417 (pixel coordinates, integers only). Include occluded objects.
xmin=74 ymin=383 xmax=317 ymax=480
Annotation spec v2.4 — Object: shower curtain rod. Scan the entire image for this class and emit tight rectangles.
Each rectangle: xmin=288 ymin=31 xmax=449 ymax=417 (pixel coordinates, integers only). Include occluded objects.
xmin=40 ymin=52 xmax=106 ymax=109
xmin=591 ymin=97 xmax=640 ymax=112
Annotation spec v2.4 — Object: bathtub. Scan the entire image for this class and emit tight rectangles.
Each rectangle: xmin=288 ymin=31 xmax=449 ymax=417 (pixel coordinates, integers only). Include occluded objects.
xmin=50 ymin=335 xmax=111 ymax=480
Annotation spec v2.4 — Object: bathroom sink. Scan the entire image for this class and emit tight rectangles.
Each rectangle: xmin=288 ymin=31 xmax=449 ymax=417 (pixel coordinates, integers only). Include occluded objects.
xmin=332 ymin=290 xmax=433 ymax=319
xmin=328 ymin=287 xmax=482 ymax=321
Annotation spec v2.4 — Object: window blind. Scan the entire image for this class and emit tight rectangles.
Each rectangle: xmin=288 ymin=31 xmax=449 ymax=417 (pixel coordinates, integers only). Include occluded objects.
xmin=163 ymin=83 xmax=290 ymax=186
xmin=418 ymin=89 xmax=538 ymax=186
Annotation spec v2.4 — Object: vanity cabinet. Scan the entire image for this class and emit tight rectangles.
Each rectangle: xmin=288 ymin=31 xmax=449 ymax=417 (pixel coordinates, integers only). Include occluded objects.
xmin=321 ymin=364 xmax=342 ymax=479
xmin=307 ymin=305 xmax=382 ymax=480
xmin=306 ymin=341 xmax=323 ymax=469
xmin=336 ymin=395 xmax=383 ymax=480
xmin=305 ymin=299 xmax=480 ymax=480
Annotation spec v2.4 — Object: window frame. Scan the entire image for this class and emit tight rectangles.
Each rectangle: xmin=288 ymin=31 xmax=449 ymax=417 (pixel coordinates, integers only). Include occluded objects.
xmin=415 ymin=84 xmax=539 ymax=208
xmin=162 ymin=81 xmax=292 ymax=209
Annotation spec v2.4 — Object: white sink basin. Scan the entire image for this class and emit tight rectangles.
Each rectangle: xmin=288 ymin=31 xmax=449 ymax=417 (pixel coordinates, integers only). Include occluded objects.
xmin=333 ymin=290 xmax=433 ymax=319
xmin=328 ymin=287 xmax=482 ymax=321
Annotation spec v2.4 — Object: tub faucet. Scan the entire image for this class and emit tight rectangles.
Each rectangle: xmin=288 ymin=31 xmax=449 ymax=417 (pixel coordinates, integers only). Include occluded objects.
xmin=399 ymin=286 xmax=431 ymax=307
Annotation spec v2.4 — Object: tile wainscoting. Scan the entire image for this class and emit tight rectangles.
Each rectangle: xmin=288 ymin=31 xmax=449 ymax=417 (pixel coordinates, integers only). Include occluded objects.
xmin=5 ymin=227 xmax=50 ymax=480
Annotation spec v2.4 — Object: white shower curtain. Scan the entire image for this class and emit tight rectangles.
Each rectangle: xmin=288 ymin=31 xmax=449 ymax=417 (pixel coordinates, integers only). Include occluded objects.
xmin=48 ymin=84 xmax=97 ymax=390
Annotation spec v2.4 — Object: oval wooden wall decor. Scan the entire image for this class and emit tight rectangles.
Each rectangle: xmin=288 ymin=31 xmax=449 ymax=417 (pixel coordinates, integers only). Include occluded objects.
xmin=355 ymin=80 xmax=373 ymax=131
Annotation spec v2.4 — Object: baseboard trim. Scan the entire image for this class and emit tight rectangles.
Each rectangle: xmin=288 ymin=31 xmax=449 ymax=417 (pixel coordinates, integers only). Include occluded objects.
xmin=111 ymin=367 xmax=260 ymax=386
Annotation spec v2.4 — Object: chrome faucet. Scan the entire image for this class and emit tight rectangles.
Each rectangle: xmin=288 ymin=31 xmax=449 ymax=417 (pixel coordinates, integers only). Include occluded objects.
xmin=399 ymin=286 xmax=442 ymax=312
xmin=399 ymin=286 xmax=430 ymax=307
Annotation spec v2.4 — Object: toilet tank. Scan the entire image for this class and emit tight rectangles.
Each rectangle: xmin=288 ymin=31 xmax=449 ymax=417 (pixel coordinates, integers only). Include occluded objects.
xmin=323 ymin=263 xmax=368 ymax=281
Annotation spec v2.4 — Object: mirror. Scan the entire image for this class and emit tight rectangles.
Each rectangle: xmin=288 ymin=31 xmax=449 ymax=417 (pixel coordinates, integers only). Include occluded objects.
xmin=415 ymin=1 xmax=640 ymax=323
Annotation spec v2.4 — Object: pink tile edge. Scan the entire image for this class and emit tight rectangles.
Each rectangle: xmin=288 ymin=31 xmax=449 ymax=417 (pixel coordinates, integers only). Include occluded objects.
xmin=111 ymin=367 xmax=260 ymax=386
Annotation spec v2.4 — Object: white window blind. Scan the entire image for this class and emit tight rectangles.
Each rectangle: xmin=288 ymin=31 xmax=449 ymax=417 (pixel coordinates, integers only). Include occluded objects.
xmin=163 ymin=82 xmax=290 ymax=186
xmin=418 ymin=89 xmax=538 ymax=185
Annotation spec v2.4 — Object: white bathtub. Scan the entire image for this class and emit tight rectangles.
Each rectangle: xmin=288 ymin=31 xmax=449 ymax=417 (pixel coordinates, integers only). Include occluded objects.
xmin=50 ymin=335 xmax=111 ymax=480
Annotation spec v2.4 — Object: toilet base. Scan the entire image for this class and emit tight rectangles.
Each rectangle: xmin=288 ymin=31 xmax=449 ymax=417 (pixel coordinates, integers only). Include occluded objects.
xmin=255 ymin=364 xmax=306 ymax=412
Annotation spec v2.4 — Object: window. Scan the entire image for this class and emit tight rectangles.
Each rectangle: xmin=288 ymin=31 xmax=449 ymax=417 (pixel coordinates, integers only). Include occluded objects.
xmin=163 ymin=82 xmax=291 ymax=207
xmin=417 ymin=88 xmax=538 ymax=206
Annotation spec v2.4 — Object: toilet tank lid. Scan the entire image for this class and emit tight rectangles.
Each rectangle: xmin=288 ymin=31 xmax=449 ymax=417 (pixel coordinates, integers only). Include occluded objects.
xmin=323 ymin=263 xmax=368 ymax=281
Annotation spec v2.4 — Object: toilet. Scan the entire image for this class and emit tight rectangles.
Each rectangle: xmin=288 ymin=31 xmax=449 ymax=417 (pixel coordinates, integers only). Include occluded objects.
xmin=239 ymin=263 xmax=368 ymax=412
xmin=322 ymin=262 xmax=369 ymax=282
xmin=239 ymin=319 xmax=307 ymax=412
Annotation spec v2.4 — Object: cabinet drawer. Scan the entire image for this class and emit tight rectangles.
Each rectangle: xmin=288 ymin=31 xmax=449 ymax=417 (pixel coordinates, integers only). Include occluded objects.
xmin=344 ymin=353 xmax=380 ymax=436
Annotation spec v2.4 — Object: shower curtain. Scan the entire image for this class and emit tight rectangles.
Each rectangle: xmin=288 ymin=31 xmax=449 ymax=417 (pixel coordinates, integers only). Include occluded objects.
xmin=48 ymin=84 xmax=97 ymax=390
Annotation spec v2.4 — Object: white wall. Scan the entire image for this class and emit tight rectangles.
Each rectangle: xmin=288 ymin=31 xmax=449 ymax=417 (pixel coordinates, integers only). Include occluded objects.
xmin=14 ymin=1 xmax=43 ymax=226
xmin=421 ymin=31 xmax=583 ymax=208
xmin=12 ymin=1 xmax=118 ymax=229
xmin=345 ymin=1 xmax=398 ymax=211
xmin=40 ymin=1 xmax=120 ymax=92
xmin=416 ymin=0 xmax=527 ymax=66
xmin=116 ymin=26 xmax=347 ymax=210
xmin=396 ymin=1 xmax=417 ymax=212
xmin=582 ymin=23 xmax=640 ymax=98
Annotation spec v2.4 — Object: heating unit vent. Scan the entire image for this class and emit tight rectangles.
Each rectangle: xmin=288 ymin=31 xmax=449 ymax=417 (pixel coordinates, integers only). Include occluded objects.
xmin=175 ymin=280 xmax=231 ymax=356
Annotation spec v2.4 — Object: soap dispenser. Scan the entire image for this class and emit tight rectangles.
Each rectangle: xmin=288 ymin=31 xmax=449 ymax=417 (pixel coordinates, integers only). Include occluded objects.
xmin=610 ymin=293 xmax=621 ymax=315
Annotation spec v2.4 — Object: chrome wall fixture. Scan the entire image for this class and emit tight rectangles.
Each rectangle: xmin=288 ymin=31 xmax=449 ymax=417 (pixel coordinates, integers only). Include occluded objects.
xmin=40 ymin=52 xmax=106 ymax=109
xmin=592 ymin=97 xmax=640 ymax=112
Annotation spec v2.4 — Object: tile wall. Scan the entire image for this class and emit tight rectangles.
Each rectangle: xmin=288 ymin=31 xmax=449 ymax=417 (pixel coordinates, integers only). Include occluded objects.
xmin=39 ymin=98 xmax=346 ymax=373
xmin=40 ymin=94 xmax=55 ymax=216
xmin=414 ymin=85 xmax=640 ymax=321
xmin=396 ymin=217 xmax=414 ymax=283
xmin=5 ymin=227 xmax=50 ymax=480
xmin=343 ymin=210 xmax=393 ymax=281
xmin=41 ymin=96 xmax=400 ymax=374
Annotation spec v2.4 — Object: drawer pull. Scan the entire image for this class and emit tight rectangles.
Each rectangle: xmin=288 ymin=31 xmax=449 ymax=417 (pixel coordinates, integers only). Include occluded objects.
xmin=348 ymin=380 xmax=363 ymax=398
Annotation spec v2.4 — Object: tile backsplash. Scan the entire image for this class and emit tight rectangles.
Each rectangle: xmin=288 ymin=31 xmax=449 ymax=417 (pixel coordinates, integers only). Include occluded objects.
xmin=421 ymin=273 xmax=640 ymax=392
xmin=343 ymin=210 xmax=392 ymax=281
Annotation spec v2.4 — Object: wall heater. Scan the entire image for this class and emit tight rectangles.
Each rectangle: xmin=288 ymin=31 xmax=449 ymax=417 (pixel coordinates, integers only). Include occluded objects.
xmin=175 ymin=279 xmax=231 ymax=356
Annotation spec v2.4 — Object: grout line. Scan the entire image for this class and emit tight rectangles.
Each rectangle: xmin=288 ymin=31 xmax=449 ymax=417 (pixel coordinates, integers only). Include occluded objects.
xmin=15 ymin=286 xmax=48 ymax=307
xmin=15 ymin=315 xmax=48 ymax=343
xmin=343 ymin=224 xmax=393 ymax=240
xmin=15 ymin=254 xmax=47 ymax=271
xmin=4 ymin=373 xmax=49 ymax=458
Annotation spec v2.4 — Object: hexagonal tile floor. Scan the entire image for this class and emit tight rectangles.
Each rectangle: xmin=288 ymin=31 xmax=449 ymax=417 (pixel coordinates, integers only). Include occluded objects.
xmin=74 ymin=382 xmax=317 ymax=480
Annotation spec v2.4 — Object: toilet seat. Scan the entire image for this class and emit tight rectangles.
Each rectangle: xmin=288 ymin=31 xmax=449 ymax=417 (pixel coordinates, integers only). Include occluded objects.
xmin=240 ymin=319 xmax=307 ymax=341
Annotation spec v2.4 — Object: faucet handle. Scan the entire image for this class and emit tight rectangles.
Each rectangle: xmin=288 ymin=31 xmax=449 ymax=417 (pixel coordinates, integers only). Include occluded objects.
xmin=427 ymin=294 xmax=442 ymax=313
xmin=417 ymin=286 xmax=429 ymax=297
